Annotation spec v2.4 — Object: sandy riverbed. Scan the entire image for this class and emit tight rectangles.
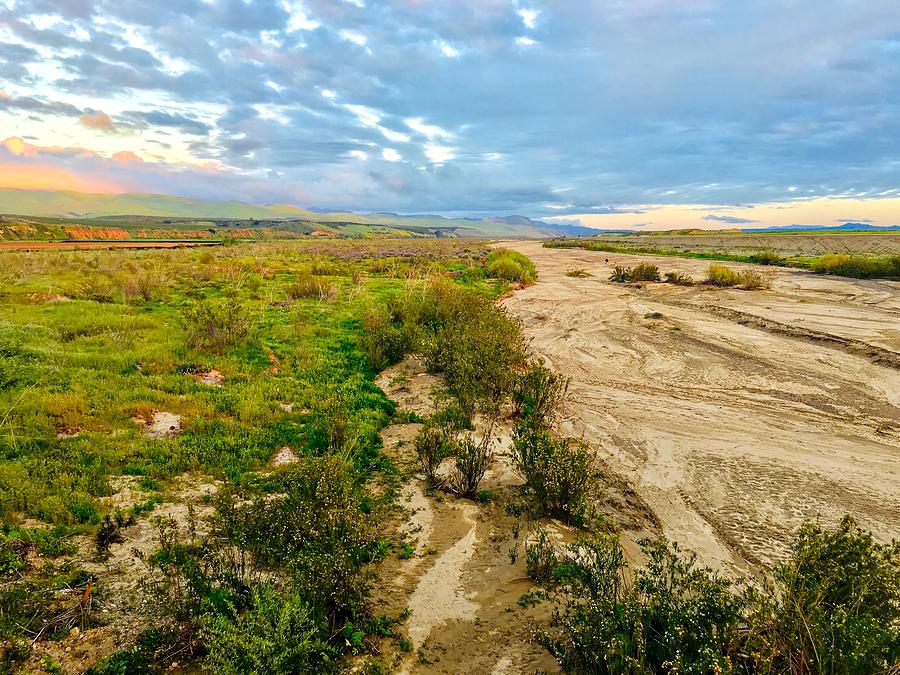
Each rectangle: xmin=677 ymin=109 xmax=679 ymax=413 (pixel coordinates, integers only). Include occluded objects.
xmin=498 ymin=241 xmax=900 ymax=572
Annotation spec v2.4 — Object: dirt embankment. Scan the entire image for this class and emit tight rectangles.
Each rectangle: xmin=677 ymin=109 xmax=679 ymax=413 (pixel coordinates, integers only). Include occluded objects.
xmin=497 ymin=241 xmax=900 ymax=573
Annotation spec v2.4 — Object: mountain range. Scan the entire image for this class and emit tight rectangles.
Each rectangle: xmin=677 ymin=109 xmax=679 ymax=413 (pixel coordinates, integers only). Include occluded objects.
xmin=0 ymin=188 xmax=595 ymax=239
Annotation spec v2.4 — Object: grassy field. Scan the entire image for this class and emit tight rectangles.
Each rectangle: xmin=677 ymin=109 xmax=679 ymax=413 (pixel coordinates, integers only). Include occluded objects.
xmin=0 ymin=239 xmax=896 ymax=673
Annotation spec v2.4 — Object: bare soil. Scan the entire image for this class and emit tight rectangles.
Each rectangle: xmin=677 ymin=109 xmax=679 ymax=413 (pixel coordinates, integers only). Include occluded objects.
xmin=497 ymin=241 xmax=900 ymax=573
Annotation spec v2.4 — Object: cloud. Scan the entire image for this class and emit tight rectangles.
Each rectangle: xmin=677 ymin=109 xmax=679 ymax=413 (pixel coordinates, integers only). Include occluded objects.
xmin=112 ymin=150 xmax=143 ymax=162
xmin=1 ymin=0 xmax=900 ymax=215
xmin=702 ymin=214 xmax=760 ymax=224
xmin=79 ymin=110 xmax=116 ymax=131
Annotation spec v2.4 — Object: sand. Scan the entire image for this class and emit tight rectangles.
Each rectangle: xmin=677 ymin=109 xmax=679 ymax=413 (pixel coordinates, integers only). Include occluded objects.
xmin=497 ymin=241 xmax=900 ymax=572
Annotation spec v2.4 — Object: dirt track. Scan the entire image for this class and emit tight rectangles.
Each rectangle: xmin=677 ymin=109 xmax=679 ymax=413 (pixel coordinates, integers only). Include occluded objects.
xmin=499 ymin=241 xmax=900 ymax=572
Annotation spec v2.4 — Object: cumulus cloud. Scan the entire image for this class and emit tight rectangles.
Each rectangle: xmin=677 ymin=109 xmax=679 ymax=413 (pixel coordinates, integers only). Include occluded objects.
xmin=0 ymin=0 xmax=899 ymax=216
xmin=703 ymin=214 xmax=760 ymax=224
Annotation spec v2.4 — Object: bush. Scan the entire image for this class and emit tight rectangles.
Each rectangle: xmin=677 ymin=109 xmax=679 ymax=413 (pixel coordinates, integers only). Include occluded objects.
xmin=608 ymin=266 xmax=631 ymax=283
xmin=663 ymin=271 xmax=694 ymax=286
xmin=547 ymin=535 xmax=745 ymax=674
xmin=200 ymin=584 xmax=334 ymax=675
xmin=486 ymin=249 xmax=537 ymax=285
xmin=746 ymin=516 xmax=900 ymax=674
xmin=525 ymin=528 xmax=560 ymax=584
xmin=414 ymin=425 xmax=455 ymax=488
xmin=184 ymin=299 xmax=251 ymax=353
xmin=511 ymin=425 xmax=595 ymax=523
xmin=809 ymin=253 xmax=900 ymax=279
xmin=512 ymin=363 xmax=570 ymax=427
xmin=608 ymin=264 xmax=659 ymax=283
xmin=706 ymin=263 xmax=740 ymax=287
xmin=748 ymin=250 xmax=787 ymax=266
xmin=450 ymin=435 xmax=493 ymax=498
xmin=737 ymin=269 xmax=772 ymax=290
xmin=629 ymin=263 xmax=660 ymax=282
xmin=360 ymin=308 xmax=411 ymax=371
xmin=288 ymin=274 xmax=337 ymax=300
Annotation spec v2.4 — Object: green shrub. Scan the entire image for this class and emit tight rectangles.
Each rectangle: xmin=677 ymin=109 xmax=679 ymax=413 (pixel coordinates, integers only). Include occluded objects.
xmin=706 ymin=263 xmax=740 ymax=286
xmin=449 ymin=435 xmax=493 ymax=498
xmin=748 ymin=250 xmax=787 ymax=266
xmin=629 ymin=263 xmax=661 ymax=282
xmin=745 ymin=516 xmax=900 ymax=674
xmin=512 ymin=363 xmax=570 ymax=427
xmin=414 ymin=425 xmax=455 ymax=488
xmin=183 ymin=298 xmax=251 ymax=353
xmin=525 ymin=528 xmax=560 ymax=584
xmin=511 ymin=425 xmax=595 ymax=523
xmin=547 ymin=535 xmax=745 ymax=674
xmin=809 ymin=253 xmax=900 ymax=279
xmin=486 ymin=249 xmax=537 ymax=284
xmin=609 ymin=266 xmax=631 ymax=283
xmin=200 ymin=584 xmax=334 ymax=675
xmin=360 ymin=308 xmax=411 ymax=371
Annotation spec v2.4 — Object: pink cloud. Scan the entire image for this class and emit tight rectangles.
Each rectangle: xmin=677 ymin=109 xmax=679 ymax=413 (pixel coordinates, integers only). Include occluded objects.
xmin=79 ymin=111 xmax=116 ymax=132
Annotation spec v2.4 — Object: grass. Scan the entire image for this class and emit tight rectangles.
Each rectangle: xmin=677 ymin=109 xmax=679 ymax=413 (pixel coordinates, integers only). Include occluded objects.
xmin=546 ymin=239 xmax=900 ymax=279
xmin=0 ymin=238 xmax=527 ymax=669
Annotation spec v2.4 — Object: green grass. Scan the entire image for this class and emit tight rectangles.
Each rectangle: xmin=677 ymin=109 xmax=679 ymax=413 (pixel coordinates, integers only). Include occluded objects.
xmin=0 ymin=240 xmax=501 ymax=526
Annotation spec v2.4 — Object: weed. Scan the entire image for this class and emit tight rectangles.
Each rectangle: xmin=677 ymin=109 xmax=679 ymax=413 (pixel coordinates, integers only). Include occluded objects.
xmin=663 ymin=271 xmax=694 ymax=285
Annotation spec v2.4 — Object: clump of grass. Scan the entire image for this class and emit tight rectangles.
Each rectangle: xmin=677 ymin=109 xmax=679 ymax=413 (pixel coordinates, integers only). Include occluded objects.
xmin=608 ymin=263 xmax=660 ymax=283
xmin=565 ymin=268 xmax=591 ymax=278
xmin=707 ymin=264 xmax=772 ymax=289
xmin=183 ymin=298 xmax=251 ymax=353
xmin=486 ymin=248 xmax=537 ymax=285
xmin=706 ymin=263 xmax=741 ymax=286
xmin=664 ymin=271 xmax=694 ymax=285
xmin=737 ymin=269 xmax=772 ymax=289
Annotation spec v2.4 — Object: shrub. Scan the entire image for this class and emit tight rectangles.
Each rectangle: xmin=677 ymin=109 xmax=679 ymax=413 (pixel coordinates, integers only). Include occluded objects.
xmin=200 ymin=584 xmax=334 ymax=675
xmin=511 ymin=426 xmax=595 ymax=523
xmin=663 ymin=271 xmax=694 ymax=286
xmin=486 ymin=249 xmax=537 ymax=284
xmin=565 ymin=268 xmax=591 ymax=278
xmin=449 ymin=435 xmax=493 ymax=498
xmin=607 ymin=264 xmax=660 ymax=283
xmin=360 ymin=308 xmax=411 ymax=371
xmin=629 ymin=263 xmax=660 ymax=282
xmin=288 ymin=274 xmax=337 ymax=300
xmin=748 ymin=250 xmax=787 ymax=266
xmin=706 ymin=263 xmax=740 ymax=286
xmin=609 ymin=266 xmax=631 ymax=283
xmin=414 ymin=425 xmax=455 ymax=488
xmin=547 ymin=535 xmax=745 ymax=674
xmin=525 ymin=528 xmax=560 ymax=584
xmin=809 ymin=253 xmax=900 ymax=279
xmin=184 ymin=299 xmax=251 ymax=353
xmin=745 ymin=516 xmax=900 ymax=674
xmin=737 ymin=269 xmax=772 ymax=290
xmin=512 ymin=363 xmax=570 ymax=427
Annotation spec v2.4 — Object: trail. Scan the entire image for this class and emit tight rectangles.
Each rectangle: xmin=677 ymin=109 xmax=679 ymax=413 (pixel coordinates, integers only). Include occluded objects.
xmin=498 ymin=241 xmax=900 ymax=571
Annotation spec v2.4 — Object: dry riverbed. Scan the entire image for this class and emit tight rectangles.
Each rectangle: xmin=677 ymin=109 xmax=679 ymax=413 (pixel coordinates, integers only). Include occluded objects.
xmin=497 ymin=241 xmax=900 ymax=573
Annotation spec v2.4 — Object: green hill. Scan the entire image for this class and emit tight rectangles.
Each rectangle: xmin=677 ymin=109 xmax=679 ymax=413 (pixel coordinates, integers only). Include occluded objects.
xmin=0 ymin=188 xmax=594 ymax=238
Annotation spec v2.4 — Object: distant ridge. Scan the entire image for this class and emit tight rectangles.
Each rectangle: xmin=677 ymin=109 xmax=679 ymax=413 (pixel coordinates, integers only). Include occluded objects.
xmin=744 ymin=222 xmax=900 ymax=233
xmin=0 ymin=188 xmax=592 ymax=239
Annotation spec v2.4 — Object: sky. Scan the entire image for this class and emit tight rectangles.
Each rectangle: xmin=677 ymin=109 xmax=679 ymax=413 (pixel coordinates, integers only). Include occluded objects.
xmin=1 ymin=0 xmax=900 ymax=229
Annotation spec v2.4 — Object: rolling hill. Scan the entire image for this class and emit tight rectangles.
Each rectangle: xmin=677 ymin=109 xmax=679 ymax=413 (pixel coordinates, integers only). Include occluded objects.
xmin=0 ymin=188 xmax=594 ymax=239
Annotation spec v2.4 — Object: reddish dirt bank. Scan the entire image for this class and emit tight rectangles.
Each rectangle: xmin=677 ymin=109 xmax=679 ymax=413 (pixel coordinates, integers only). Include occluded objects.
xmin=0 ymin=240 xmax=222 ymax=251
